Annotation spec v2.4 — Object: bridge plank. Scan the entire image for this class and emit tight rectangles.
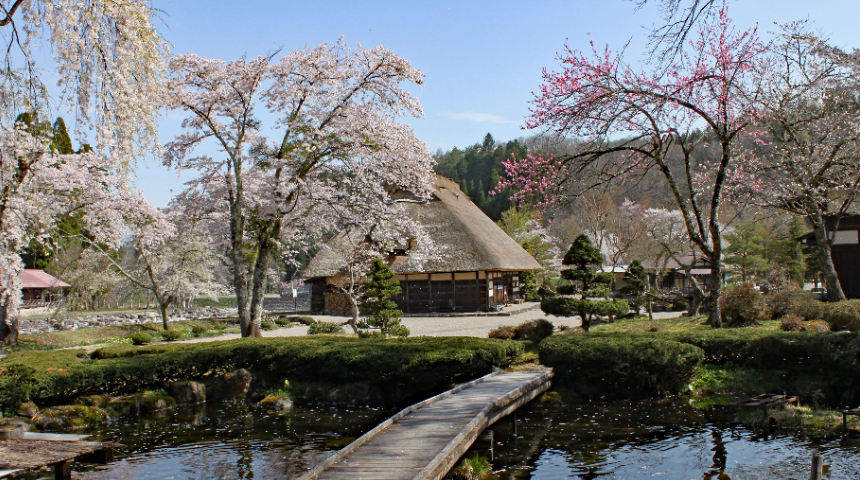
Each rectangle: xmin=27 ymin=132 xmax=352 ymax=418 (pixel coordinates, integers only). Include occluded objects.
xmin=301 ymin=368 xmax=553 ymax=480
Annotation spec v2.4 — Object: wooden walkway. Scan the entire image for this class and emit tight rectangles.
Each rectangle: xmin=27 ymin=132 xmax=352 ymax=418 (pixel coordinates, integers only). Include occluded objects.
xmin=0 ymin=432 xmax=119 ymax=479
xmin=300 ymin=367 xmax=553 ymax=480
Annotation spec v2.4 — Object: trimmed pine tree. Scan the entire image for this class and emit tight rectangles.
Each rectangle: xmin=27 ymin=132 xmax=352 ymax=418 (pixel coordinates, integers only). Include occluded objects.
xmin=360 ymin=259 xmax=409 ymax=338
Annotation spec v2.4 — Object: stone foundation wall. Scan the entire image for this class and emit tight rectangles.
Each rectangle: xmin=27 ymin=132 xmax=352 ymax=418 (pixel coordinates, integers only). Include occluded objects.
xmin=17 ymin=307 xmax=239 ymax=335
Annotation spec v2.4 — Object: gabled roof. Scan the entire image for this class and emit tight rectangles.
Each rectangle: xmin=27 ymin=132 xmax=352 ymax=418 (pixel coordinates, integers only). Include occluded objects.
xmin=302 ymin=175 xmax=541 ymax=279
xmin=21 ymin=269 xmax=71 ymax=289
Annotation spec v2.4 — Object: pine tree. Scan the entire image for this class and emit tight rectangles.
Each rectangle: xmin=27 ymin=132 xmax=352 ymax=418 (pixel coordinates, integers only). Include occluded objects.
xmin=541 ymin=234 xmax=629 ymax=331
xmin=519 ymin=241 xmax=538 ymax=300
xmin=360 ymin=259 xmax=408 ymax=338
xmin=51 ymin=117 xmax=74 ymax=154
xmin=619 ymin=260 xmax=648 ymax=316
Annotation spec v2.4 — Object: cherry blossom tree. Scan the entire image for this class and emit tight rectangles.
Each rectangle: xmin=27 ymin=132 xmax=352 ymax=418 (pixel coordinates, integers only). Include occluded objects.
xmin=499 ymin=4 xmax=767 ymax=327
xmin=165 ymin=40 xmax=435 ymax=337
xmin=736 ymin=25 xmax=860 ymax=302
xmin=0 ymin=1 xmax=168 ymax=345
xmin=84 ymin=215 xmax=228 ymax=330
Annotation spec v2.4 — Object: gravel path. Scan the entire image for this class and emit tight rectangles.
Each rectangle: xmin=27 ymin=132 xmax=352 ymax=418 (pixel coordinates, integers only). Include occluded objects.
xmin=177 ymin=303 xmax=685 ymax=344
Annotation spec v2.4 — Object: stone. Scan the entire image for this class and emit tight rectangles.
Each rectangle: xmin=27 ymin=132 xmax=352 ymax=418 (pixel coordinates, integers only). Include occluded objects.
xmin=16 ymin=402 xmax=38 ymax=418
xmin=0 ymin=424 xmax=23 ymax=440
xmin=168 ymin=381 xmax=206 ymax=404
xmin=140 ymin=395 xmax=176 ymax=413
xmin=109 ymin=396 xmax=141 ymax=416
xmin=259 ymin=395 xmax=292 ymax=412
xmin=206 ymin=369 xmax=253 ymax=402
xmin=0 ymin=417 xmax=35 ymax=432
xmin=33 ymin=405 xmax=113 ymax=430
xmin=75 ymin=395 xmax=111 ymax=409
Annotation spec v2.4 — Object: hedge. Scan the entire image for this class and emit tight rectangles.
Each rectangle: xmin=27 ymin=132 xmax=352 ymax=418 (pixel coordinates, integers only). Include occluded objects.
xmin=539 ymin=335 xmax=704 ymax=396
xmin=0 ymin=337 xmax=523 ymax=412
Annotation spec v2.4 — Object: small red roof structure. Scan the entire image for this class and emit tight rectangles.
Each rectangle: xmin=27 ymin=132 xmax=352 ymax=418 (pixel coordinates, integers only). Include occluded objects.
xmin=21 ymin=269 xmax=71 ymax=289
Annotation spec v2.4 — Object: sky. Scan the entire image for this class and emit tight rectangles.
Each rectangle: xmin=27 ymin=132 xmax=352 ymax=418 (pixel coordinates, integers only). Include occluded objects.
xmin=134 ymin=0 xmax=860 ymax=208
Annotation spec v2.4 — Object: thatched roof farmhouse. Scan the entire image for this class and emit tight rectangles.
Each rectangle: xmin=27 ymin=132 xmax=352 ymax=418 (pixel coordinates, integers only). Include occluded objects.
xmin=303 ymin=175 xmax=540 ymax=314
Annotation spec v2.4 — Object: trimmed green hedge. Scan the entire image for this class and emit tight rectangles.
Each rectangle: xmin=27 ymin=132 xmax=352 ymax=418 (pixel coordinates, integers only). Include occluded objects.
xmin=0 ymin=337 xmax=523 ymax=412
xmin=540 ymin=335 xmax=704 ymax=396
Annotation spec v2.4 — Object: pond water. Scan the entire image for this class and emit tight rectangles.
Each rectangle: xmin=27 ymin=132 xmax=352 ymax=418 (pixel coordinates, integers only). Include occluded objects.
xmin=16 ymin=393 xmax=860 ymax=479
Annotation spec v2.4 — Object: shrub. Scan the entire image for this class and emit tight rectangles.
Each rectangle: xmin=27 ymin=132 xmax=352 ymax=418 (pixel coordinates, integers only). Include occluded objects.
xmin=780 ymin=315 xmax=805 ymax=332
xmin=805 ymin=320 xmax=831 ymax=333
xmin=260 ymin=321 xmax=276 ymax=331
xmin=275 ymin=318 xmax=292 ymax=327
xmin=794 ymin=293 xmax=824 ymax=321
xmin=160 ymin=330 xmax=182 ymax=342
xmin=769 ymin=286 xmax=803 ymax=319
xmin=514 ymin=319 xmax=554 ymax=342
xmin=191 ymin=326 xmax=208 ymax=337
xmin=488 ymin=326 xmax=517 ymax=340
xmin=290 ymin=316 xmax=315 ymax=326
xmin=540 ymin=335 xmax=704 ymax=396
xmin=823 ymin=300 xmax=860 ymax=332
xmin=0 ymin=337 xmax=524 ymax=412
xmin=307 ymin=321 xmax=343 ymax=335
xmin=720 ymin=282 xmax=767 ymax=326
xmin=671 ymin=299 xmax=690 ymax=312
xmin=129 ymin=333 xmax=152 ymax=345
xmin=214 ymin=321 xmax=229 ymax=331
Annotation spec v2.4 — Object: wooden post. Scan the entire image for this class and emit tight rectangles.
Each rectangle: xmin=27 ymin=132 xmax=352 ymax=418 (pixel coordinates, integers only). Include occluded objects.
xmin=471 ymin=429 xmax=494 ymax=461
xmin=53 ymin=461 xmax=71 ymax=480
xmin=809 ymin=455 xmax=824 ymax=480
xmin=844 ymin=412 xmax=849 ymax=436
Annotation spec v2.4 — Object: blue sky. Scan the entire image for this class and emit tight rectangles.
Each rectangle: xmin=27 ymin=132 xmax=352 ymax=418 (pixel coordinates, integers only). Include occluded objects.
xmin=137 ymin=0 xmax=860 ymax=207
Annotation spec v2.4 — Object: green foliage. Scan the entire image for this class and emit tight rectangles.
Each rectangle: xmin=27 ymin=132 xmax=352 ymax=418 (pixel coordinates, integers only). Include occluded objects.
xmin=0 ymin=337 xmax=524 ymax=412
xmin=260 ymin=321 xmax=276 ymax=331
xmin=513 ymin=319 xmax=554 ymax=342
xmin=129 ymin=333 xmax=152 ymax=345
xmin=519 ymin=269 xmax=537 ymax=300
xmin=719 ymin=282 xmax=767 ymax=326
xmin=544 ymin=234 xmax=622 ymax=331
xmin=360 ymin=259 xmax=408 ymax=338
xmin=540 ymin=335 xmax=704 ymax=396
xmin=448 ymin=453 xmax=492 ymax=480
xmin=191 ymin=326 xmax=208 ymax=337
xmin=51 ymin=117 xmax=74 ymax=154
xmin=823 ymin=300 xmax=860 ymax=332
xmin=433 ymin=133 xmax=527 ymax=220
xmin=160 ymin=330 xmax=182 ymax=342
xmin=307 ymin=321 xmax=343 ymax=335
xmin=275 ymin=318 xmax=292 ymax=327
xmin=724 ymin=222 xmax=772 ymax=282
xmin=195 ymin=296 xmax=239 ymax=308
xmin=619 ymin=260 xmax=647 ymax=313
xmin=292 ymin=316 xmax=316 ymax=326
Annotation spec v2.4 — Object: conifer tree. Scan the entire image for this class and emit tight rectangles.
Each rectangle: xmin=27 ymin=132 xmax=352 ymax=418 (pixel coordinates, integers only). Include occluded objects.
xmin=620 ymin=260 xmax=649 ymax=317
xmin=519 ymin=241 xmax=538 ymax=300
xmin=541 ymin=234 xmax=629 ymax=331
xmin=51 ymin=118 xmax=74 ymax=155
xmin=360 ymin=259 xmax=409 ymax=338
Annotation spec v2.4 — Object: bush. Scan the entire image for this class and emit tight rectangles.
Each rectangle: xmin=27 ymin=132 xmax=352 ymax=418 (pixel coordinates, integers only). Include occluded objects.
xmin=540 ymin=335 xmax=704 ymax=396
xmin=290 ymin=316 xmax=315 ymax=326
xmin=780 ymin=315 xmax=805 ymax=332
xmin=129 ymin=333 xmax=152 ymax=345
xmin=260 ymin=321 xmax=276 ymax=331
xmin=488 ymin=326 xmax=516 ymax=340
xmin=0 ymin=337 xmax=524 ymax=412
xmin=307 ymin=321 xmax=343 ymax=335
xmin=275 ymin=318 xmax=292 ymax=327
xmin=823 ymin=300 xmax=860 ymax=332
xmin=191 ymin=326 xmax=208 ymax=337
xmin=514 ymin=319 xmax=554 ymax=342
xmin=671 ymin=299 xmax=689 ymax=312
xmin=805 ymin=320 xmax=831 ymax=333
xmin=160 ymin=330 xmax=182 ymax=342
xmin=720 ymin=282 xmax=767 ymax=326
xmin=768 ymin=286 xmax=803 ymax=319
xmin=794 ymin=293 xmax=824 ymax=321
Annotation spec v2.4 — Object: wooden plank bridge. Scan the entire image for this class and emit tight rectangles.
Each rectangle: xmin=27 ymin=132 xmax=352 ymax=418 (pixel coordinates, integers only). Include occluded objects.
xmin=0 ymin=431 xmax=119 ymax=480
xmin=299 ymin=367 xmax=553 ymax=480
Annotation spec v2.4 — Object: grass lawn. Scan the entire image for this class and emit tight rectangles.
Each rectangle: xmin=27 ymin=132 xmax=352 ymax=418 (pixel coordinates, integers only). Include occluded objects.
xmin=586 ymin=314 xmax=781 ymax=334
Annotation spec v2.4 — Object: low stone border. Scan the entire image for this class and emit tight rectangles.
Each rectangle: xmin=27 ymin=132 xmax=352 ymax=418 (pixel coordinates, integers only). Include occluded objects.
xmin=401 ymin=304 xmax=539 ymax=318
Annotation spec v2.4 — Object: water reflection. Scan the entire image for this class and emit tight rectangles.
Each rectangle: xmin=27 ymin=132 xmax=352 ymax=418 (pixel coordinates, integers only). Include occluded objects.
xmin=489 ymin=394 xmax=860 ymax=479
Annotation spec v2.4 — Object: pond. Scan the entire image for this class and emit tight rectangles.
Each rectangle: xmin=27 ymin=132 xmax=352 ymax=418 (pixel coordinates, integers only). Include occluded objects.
xmin=14 ymin=393 xmax=860 ymax=479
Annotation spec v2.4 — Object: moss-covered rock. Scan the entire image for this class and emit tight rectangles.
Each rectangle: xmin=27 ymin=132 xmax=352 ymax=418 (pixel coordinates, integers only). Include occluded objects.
xmin=140 ymin=395 xmax=176 ymax=413
xmin=0 ymin=416 xmax=35 ymax=432
xmin=168 ymin=381 xmax=206 ymax=404
xmin=206 ymin=369 xmax=252 ymax=402
xmin=33 ymin=405 xmax=113 ymax=430
xmin=75 ymin=394 xmax=111 ymax=408
xmin=16 ymin=402 xmax=38 ymax=418
xmin=259 ymin=395 xmax=292 ymax=412
xmin=108 ymin=396 xmax=141 ymax=416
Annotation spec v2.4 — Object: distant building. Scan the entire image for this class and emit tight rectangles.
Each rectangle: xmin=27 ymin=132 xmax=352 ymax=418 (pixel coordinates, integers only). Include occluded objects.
xmin=799 ymin=214 xmax=860 ymax=299
xmin=21 ymin=269 xmax=71 ymax=305
xmin=302 ymin=175 xmax=541 ymax=314
xmin=643 ymin=255 xmax=714 ymax=295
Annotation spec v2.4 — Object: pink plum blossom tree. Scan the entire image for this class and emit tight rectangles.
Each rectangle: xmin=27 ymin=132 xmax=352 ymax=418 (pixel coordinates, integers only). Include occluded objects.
xmin=165 ymin=40 xmax=435 ymax=337
xmin=499 ymin=3 xmax=767 ymax=327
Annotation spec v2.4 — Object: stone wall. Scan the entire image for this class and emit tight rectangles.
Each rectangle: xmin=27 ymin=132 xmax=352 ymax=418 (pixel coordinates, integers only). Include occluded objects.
xmin=17 ymin=307 xmax=238 ymax=335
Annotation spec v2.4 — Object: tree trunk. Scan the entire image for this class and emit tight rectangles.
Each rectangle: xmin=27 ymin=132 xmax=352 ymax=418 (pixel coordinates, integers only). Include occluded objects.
xmin=348 ymin=294 xmax=360 ymax=333
xmin=158 ymin=295 xmax=173 ymax=330
xmin=812 ymin=218 xmax=846 ymax=302
xmin=0 ymin=304 xmax=17 ymax=346
xmin=708 ymin=252 xmax=723 ymax=328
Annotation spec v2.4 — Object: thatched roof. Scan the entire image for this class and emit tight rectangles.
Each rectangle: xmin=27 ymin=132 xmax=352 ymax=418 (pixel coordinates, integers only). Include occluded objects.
xmin=302 ymin=175 xmax=540 ymax=279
